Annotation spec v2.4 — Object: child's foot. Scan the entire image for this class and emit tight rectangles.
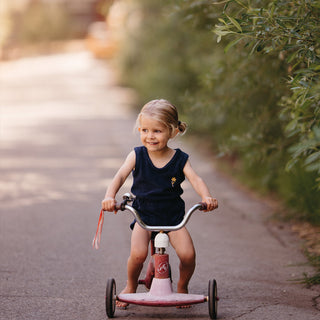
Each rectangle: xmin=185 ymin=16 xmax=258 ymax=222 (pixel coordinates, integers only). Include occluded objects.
xmin=177 ymin=304 xmax=192 ymax=309
xmin=116 ymin=285 xmax=136 ymax=309
xmin=176 ymin=298 xmax=192 ymax=309
xmin=116 ymin=300 xmax=129 ymax=309
xmin=176 ymin=288 xmax=192 ymax=309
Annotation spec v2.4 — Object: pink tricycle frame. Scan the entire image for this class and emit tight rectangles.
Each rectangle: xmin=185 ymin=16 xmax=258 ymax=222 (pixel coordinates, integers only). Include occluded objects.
xmin=105 ymin=194 xmax=218 ymax=319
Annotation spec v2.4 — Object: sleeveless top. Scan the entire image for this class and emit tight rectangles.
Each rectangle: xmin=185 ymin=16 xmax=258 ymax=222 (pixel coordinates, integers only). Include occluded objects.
xmin=131 ymin=146 xmax=189 ymax=226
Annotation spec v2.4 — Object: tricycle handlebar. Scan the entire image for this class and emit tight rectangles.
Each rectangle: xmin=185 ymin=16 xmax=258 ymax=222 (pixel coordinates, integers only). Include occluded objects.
xmin=115 ymin=193 xmax=207 ymax=232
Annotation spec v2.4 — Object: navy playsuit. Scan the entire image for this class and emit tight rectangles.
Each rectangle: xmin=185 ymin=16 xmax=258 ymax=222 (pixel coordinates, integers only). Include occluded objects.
xmin=130 ymin=146 xmax=189 ymax=228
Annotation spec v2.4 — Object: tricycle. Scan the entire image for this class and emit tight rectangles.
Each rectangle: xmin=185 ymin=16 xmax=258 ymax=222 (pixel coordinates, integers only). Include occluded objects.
xmin=102 ymin=193 xmax=218 ymax=319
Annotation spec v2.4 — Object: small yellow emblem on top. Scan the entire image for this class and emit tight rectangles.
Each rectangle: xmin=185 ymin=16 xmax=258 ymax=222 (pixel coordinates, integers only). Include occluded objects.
xmin=171 ymin=177 xmax=177 ymax=187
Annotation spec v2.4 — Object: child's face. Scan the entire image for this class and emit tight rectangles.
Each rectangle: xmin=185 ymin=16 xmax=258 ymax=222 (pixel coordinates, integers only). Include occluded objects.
xmin=138 ymin=116 xmax=171 ymax=152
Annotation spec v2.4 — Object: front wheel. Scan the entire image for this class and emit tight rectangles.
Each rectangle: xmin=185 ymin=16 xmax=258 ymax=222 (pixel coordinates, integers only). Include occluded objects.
xmin=106 ymin=278 xmax=116 ymax=318
xmin=208 ymin=279 xmax=218 ymax=319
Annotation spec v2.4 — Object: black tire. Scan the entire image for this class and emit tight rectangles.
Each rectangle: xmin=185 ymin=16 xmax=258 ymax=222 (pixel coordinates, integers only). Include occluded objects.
xmin=208 ymin=279 xmax=218 ymax=319
xmin=106 ymin=278 xmax=116 ymax=318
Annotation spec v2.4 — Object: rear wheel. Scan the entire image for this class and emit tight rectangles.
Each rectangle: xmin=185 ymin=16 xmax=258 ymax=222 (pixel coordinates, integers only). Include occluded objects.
xmin=106 ymin=278 xmax=116 ymax=318
xmin=208 ymin=279 xmax=218 ymax=319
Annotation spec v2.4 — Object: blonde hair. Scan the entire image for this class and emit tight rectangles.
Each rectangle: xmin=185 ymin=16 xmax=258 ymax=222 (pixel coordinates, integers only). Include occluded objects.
xmin=136 ymin=99 xmax=187 ymax=136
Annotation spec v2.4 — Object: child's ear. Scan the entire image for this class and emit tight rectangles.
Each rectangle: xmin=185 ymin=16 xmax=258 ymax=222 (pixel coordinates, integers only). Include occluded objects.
xmin=171 ymin=128 xmax=179 ymax=138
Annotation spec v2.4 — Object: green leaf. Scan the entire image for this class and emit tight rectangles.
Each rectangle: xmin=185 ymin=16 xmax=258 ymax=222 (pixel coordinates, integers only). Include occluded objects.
xmin=234 ymin=0 xmax=247 ymax=9
xmin=285 ymin=119 xmax=298 ymax=132
xmin=305 ymin=151 xmax=320 ymax=165
xmin=285 ymin=157 xmax=299 ymax=172
xmin=226 ymin=15 xmax=242 ymax=32
xmin=287 ymin=51 xmax=299 ymax=63
xmin=305 ymin=162 xmax=320 ymax=173
xmin=218 ymin=18 xmax=228 ymax=26
xmin=224 ymin=37 xmax=243 ymax=53
xmin=249 ymin=40 xmax=263 ymax=55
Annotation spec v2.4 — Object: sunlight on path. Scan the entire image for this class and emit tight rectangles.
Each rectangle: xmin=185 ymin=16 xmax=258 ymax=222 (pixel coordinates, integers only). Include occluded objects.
xmin=0 ymin=52 xmax=136 ymax=208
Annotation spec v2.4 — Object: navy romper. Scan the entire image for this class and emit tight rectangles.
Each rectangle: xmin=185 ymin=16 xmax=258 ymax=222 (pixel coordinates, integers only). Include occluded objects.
xmin=130 ymin=146 xmax=189 ymax=228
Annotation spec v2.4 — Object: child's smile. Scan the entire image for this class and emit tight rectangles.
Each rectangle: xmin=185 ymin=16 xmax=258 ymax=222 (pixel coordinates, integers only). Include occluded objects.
xmin=139 ymin=116 xmax=172 ymax=153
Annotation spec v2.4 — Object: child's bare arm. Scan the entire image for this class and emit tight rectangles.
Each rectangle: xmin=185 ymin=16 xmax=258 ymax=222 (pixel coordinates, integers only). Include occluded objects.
xmin=183 ymin=160 xmax=218 ymax=211
xmin=102 ymin=151 xmax=135 ymax=212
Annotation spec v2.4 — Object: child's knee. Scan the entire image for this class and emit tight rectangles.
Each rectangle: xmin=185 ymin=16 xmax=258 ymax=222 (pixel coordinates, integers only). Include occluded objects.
xmin=130 ymin=249 xmax=148 ymax=264
xmin=180 ymin=250 xmax=196 ymax=265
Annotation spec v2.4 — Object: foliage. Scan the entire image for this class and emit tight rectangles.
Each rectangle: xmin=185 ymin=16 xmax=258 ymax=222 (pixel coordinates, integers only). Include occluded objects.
xmin=213 ymin=0 xmax=320 ymax=187
xmin=298 ymin=250 xmax=320 ymax=286
xmin=116 ymin=0 xmax=213 ymax=107
xmin=115 ymin=0 xmax=320 ymax=224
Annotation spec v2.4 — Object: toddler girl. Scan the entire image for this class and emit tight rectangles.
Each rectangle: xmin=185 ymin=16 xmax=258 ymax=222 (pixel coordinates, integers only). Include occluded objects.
xmin=101 ymin=99 xmax=218 ymax=308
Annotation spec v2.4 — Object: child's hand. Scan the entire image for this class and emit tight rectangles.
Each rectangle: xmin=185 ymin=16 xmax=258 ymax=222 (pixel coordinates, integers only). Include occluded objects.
xmin=101 ymin=197 xmax=118 ymax=213
xmin=202 ymin=196 xmax=218 ymax=212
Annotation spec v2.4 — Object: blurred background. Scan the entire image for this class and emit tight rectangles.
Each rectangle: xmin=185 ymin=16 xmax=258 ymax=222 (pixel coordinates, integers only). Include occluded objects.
xmin=0 ymin=0 xmax=111 ymax=59
xmin=1 ymin=0 xmax=319 ymax=257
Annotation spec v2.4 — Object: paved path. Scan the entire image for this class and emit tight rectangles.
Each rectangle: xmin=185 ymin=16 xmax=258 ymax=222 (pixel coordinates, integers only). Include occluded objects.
xmin=1 ymin=52 xmax=319 ymax=320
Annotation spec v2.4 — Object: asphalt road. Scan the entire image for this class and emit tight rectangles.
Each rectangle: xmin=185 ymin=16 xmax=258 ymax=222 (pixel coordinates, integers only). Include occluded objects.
xmin=1 ymin=52 xmax=319 ymax=320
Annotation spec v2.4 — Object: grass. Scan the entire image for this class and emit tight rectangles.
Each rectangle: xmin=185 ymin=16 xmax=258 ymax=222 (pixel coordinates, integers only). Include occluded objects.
xmin=300 ymin=252 xmax=320 ymax=287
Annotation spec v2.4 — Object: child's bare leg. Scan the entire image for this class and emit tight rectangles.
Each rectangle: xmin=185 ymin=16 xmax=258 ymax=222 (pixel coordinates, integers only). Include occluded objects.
xmin=169 ymin=227 xmax=196 ymax=293
xmin=177 ymin=256 xmax=196 ymax=294
xmin=117 ymin=224 xmax=150 ymax=308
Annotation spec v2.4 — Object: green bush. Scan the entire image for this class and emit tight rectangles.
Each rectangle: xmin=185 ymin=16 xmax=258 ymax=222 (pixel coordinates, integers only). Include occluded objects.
xmin=115 ymin=0 xmax=320 ymax=224
xmin=214 ymin=0 xmax=320 ymax=188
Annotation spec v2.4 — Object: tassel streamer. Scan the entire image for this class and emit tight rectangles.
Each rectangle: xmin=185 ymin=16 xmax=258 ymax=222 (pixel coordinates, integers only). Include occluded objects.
xmin=92 ymin=209 xmax=104 ymax=249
